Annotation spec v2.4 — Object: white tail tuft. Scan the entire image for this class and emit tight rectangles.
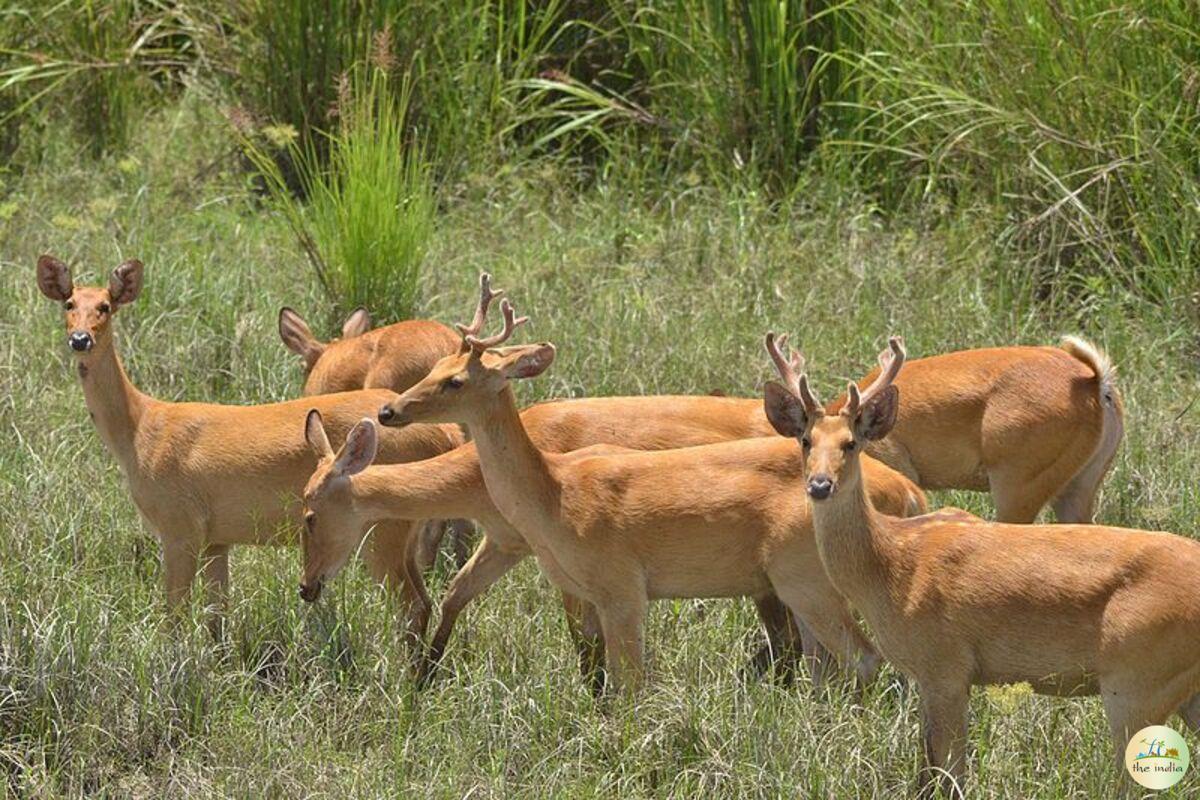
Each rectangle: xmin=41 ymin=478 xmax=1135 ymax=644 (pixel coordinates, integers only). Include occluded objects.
xmin=1059 ymin=336 xmax=1115 ymax=389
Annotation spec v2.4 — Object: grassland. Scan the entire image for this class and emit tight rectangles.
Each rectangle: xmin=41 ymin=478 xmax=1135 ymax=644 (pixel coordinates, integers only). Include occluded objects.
xmin=2 ymin=0 xmax=1200 ymax=795
xmin=0 ymin=92 xmax=1196 ymax=798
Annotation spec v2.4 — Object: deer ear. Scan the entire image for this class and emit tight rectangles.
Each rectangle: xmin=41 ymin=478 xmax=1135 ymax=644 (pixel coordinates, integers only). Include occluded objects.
xmin=37 ymin=255 xmax=73 ymax=301
xmin=279 ymin=307 xmax=325 ymax=369
xmin=341 ymin=307 xmax=371 ymax=339
xmin=763 ymin=381 xmax=810 ymax=438
xmin=856 ymin=385 xmax=899 ymax=441
xmin=332 ymin=418 xmax=378 ymax=477
xmin=498 ymin=343 xmax=556 ymax=380
xmin=305 ymin=409 xmax=334 ymax=458
xmin=108 ymin=259 xmax=143 ymax=307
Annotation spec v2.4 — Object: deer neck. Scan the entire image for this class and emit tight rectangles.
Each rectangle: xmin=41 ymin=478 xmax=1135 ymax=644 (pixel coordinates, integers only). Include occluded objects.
xmin=77 ymin=339 xmax=148 ymax=467
xmin=465 ymin=386 xmax=560 ymax=536
xmin=352 ymin=447 xmax=489 ymax=523
xmin=808 ymin=467 xmax=897 ymax=610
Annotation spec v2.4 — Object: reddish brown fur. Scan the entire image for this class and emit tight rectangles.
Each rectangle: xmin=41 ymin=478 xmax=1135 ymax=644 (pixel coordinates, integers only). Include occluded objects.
xmin=279 ymin=306 xmax=461 ymax=396
xmin=37 ymin=256 xmax=464 ymax=638
xmin=300 ymin=396 xmax=798 ymax=685
xmin=374 ymin=279 xmax=928 ymax=691
xmin=766 ymin=336 xmax=1199 ymax=798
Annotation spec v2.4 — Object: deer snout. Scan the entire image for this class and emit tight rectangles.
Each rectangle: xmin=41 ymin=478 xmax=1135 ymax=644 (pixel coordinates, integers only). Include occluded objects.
xmin=298 ymin=579 xmax=323 ymax=603
xmin=68 ymin=331 xmax=94 ymax=352
xmin=378 ymin=401 xmax=410 ymax=427
xmin=807 ymin=475 xmax=835 ymax=500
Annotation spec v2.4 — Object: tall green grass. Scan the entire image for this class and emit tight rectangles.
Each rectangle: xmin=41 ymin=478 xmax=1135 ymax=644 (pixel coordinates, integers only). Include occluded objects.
xmin=827 ymin=0 xmax=1200 ymax=306
xmin=243 ymin=45 xmax=434 ymax=322
xmin=0 ymin=0 xmax=209 ymax=157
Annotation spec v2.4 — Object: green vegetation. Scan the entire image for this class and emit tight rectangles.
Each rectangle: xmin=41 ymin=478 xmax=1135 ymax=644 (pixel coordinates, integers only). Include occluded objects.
xmin=0 ymin=1 xmax=1197 ymax=797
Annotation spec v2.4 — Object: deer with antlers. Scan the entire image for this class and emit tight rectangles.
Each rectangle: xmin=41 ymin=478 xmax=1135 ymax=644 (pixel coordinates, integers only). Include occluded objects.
xmin=36 ymin=255 xmax=464 ymax=638
xmin=279 ymin=303 xmax=473 ymax=568
xmin=374 ymin=274 xmax=926 ymax=691
xmin=763 ymin=333 xmax=1200 ymax=798
xmin=299 ymin=277 xmax=807 ymax=687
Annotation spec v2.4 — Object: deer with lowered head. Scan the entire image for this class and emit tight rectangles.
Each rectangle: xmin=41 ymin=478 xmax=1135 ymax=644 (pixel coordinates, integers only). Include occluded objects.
xmin=298 ymin=276 xmax=810 ymax=689
xmin=763 ymin=333 xmax=1200 ymax=798
xmin=300 ymin=402 xmax=809 ymax=690
xmin=374 ymin=274 xmax=927 ymax=691
xmin=279 ymin=304 xmax=472 ymax=567
xmin=36 ymin=255 xmax=464 ymax=639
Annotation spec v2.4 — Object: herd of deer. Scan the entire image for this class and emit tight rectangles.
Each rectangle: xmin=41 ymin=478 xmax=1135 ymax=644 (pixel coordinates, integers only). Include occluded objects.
xmin=37 ymin=254 xmax=1200 ymax=797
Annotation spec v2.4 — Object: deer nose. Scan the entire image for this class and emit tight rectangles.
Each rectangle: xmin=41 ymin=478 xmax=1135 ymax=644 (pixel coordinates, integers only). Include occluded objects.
xmin=298 ymin=579 xmax=322 ymax=603
xmin=807 ymin=475 xmax=834 ymax=500
xmin=377 ymin=404 xmax=395 ymax=425
xmin=68 ymin=332 xmax=93 ymax=352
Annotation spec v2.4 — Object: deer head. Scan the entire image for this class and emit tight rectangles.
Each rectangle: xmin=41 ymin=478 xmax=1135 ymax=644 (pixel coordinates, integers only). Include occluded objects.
xmin=377 ymin=273 xmax=554 ymax=428
xmin=37 ymin=255 xmax=143 ymax=362
xmin=764 ymin=334 xmax=904 ymax=500
xmin=278 ymin=306 xmax=372 ymax=377
xmin=298 ymin=410 xmax=379 ymax=602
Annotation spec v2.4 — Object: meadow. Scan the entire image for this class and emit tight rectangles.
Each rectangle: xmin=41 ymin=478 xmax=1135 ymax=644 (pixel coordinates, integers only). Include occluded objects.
xmin=1 ymin=2 xmax=1198 ymax=797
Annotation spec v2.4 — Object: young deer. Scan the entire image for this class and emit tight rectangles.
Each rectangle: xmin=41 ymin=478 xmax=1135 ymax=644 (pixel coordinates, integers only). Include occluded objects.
xmin=278 ymin=305 xmax=473 ymax=568
xmin=36 ymin=255 xmax=464 ymax=637
xmin=299 ymin=396 xmax=804 ymax=689
xmin=376 ymin=275 xmax=927 ymax=691
xmin=763 ymin=334 xmax=1200 ymax=798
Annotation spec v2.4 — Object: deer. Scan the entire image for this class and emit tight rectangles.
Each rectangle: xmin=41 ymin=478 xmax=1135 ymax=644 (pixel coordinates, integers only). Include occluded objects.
xmin=36 ymin=255 xmax=465 ymax=640
xmin=299 ymin=400 xmax=805 ymax=691
xmin=762 ymin=333 xmax=1200 ymax=799
xmin=278 ymin=305 xmax=461 ymax=397
xmin=278 ymin=305 xmax=474 ymax=568
xmin=374 ymin=274 xmax=927 ymax=692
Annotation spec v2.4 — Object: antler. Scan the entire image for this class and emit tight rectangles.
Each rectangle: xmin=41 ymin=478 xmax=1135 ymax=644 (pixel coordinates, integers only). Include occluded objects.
xmin=846 ymin=336 xmax=906 ymax=415
xmin=455 ymin=272 xmax=505 ymax=345
xmin=465 ymin=299 xmax=528 ymax=351
xmin=765 ymin=332 xmax=822 ymax=413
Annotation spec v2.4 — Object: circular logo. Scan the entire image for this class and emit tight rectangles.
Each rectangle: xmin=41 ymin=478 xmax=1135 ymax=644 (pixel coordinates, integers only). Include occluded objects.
xmin=1125 ymin=725 xmax=1190 ymax=790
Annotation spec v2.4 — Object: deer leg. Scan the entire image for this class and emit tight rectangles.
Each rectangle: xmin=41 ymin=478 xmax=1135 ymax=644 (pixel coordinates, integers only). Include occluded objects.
xmin=988 ymin=470 xmax=1058 ymax=524
xmin=772 ymin=582 xmax=881 ymax=690
xmin=201 ymin=544 xmax=230 ymax=641
xmin=1177 ymin=693 xmax=1200 ymax=733
xmin=417 ymin=536 xmax=526 ymax=686
xmin=748 ymin=593 xmax=807 ymax=683
xmin=413 ymin=521 xmax=444 ymax=574
xmin=595 ymin=593 xmax=648 ymax=694
xmin=918 ymin=682 xmax=969 ymax=800
xmin=161 ymin=541 xmax=200 ymax=626
xmin=447 ymin=519 xmax=476 ymax=569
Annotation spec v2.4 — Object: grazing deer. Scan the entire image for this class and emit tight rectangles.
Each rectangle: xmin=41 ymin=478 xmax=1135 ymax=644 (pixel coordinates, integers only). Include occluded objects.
xmin=763 ymin=334 xmax=1200 ymax=798
xmin=299 ymin=396 xmax=806 ymax=689
xmin=36 ymin=255 xmax=464 ymax=638
xmin=278 ymin=305 xmax=473 ymax=567
xmin=375 ymin=274 xmax=927 ymax=691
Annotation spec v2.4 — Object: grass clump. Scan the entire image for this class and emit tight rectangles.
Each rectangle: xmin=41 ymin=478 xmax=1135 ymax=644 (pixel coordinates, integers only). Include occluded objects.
xmin=243 ymin=38 xmax=434 ymax=322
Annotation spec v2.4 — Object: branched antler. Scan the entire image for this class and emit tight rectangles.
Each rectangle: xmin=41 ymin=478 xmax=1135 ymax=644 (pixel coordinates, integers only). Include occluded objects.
xmin=846 ymin=336 xmax=906 ymax=415
xmin=456 ymin=272 xmax=505 ymax=348
xmin=765 ymin=332 xmax=822 ymax=413
xmin=465 ymin=299 xmax=528 ymax=351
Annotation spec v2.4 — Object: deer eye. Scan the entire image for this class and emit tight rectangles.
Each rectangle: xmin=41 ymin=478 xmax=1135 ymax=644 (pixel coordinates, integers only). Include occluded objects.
xmin=64 ymin=301 xmax=74 ymax=311
xmin=843 ymin=440 xmax=856 ymax=452
xmin=800 ymin=436 xmax=812 ymax=450
xmin=97 ymin=303 xmax=110 ymax=315
xmin=444 ymin=376 xmax=464 ymax=390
